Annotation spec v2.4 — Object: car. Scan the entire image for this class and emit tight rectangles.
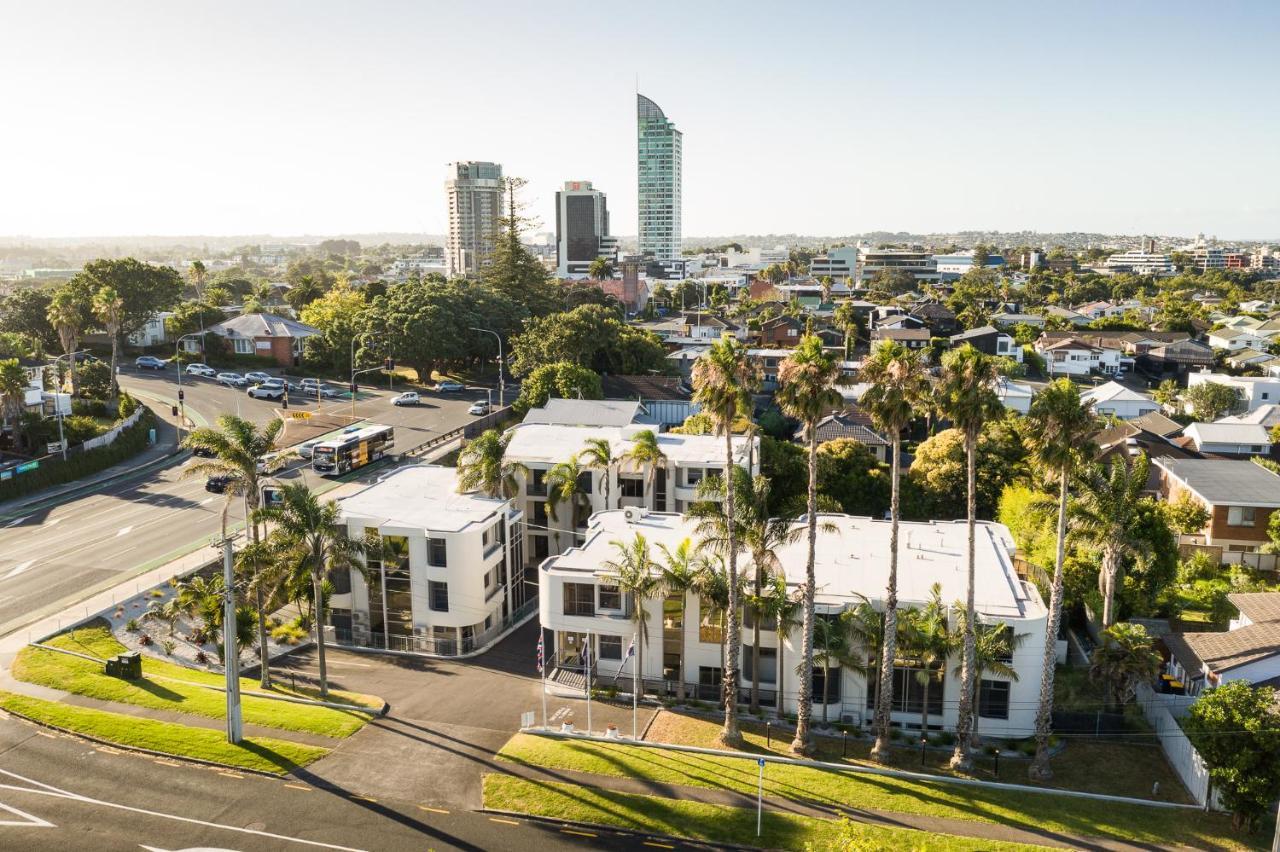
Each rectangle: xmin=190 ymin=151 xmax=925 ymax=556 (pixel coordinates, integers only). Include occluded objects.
xmin=247 ymin=383 xmax=285 ymax=400
xmin=205 ymin=474 xmax=233 ymax=493
xmin=185 ymin=363 xmax=217 ymax=377
xmin=257 ymin=377 xmax=292 ymax=391
xmin=216 ymin=372 xmax=248 ymax=387
xmin=244 ymin=371 xmax=273 ymax=384
xmin=190 ymin=445 xmax=216 ymax=458
xmin=135 ymin=355 xmax=167 ymax=370
xmin=436 ymin=380 xmax=465 ymax=392
xmin=468 ymin=401 xmax=490 ymax=416
xmin=296 ymin=439 xmax=321 ymax=460
xmin=309 ymin=384 xmax=340 ymax=399
xmin=391 ymin=392 xmax=420 ymax=406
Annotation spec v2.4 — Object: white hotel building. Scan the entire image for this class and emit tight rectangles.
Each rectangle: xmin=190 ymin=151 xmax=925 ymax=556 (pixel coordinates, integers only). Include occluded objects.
xmin=539 ymin=509 xmax=1049 ymax=738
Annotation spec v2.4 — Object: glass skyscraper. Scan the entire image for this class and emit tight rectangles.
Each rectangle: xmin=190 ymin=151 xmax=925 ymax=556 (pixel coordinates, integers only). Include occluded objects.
xmin=636 ymin=94 xmax=682 ymax=262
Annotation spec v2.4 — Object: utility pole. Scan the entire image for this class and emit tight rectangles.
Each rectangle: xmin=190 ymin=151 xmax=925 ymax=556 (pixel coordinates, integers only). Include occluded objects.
xmin=221 ymin=536 xmax=243 ymax=744
xmin=470 ymin=327 xmax=504 ymax=407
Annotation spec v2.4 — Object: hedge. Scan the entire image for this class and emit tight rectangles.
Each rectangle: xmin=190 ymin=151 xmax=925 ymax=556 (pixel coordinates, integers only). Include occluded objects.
xmin=0 ymin=406 xmax=157 ymax=502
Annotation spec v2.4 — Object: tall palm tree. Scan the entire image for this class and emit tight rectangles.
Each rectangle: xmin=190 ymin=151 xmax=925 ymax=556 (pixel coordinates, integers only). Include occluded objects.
xmin=657 ymin=538 xmax=700 ymax=701
xmin=808 ymin=615 xmax=855 ymax=726
xmin=47 ymin=287 xmax=85 ymax=397
xmin=189 ymin=259 xmax=208 ymax=299
xmin=842 ymin=593 xmax=885 ymax=689
xmin=0 ymin=360 xmax=28 ymax=447
xmin=691 ymin=334 xmax=759 ymax=746
xmin=951 ymin=614 xmax=1028 ymax=749
xmin=92 ymin=285 xmax=125 ymax=399
xmin=1026 ymin=379 xmax=1096 ymax=780
xmin=776 ymin=333 xmax=843 ymax=754
xmin=620 ymin=429 xmax=666 ymax=511
xmin=175 ymin=574 xmax=226 ymax=653
xmin=255 ymin=484 xmax=367 ymax=698
xmin=602 ymin=534 xmax=661 ymax=698
xmin=901 ymin=583 xmax=956 ymax=738
xmin=692 ymin=554 xmax=740 ymax=681
xmin=457 ymin=428 xmax=527 ymax=498
xmin=935 ymin=343 xmax=1002 ymax=771
xmin=545 ymin=455 xmax=591 ymax=550
xmin=1072 ymin=453 xmax=1150 ymax=628
xmin=579 ymin=437 xmax=615 ymax=510
xmin=858 ymin=339 xmax=931 ymax=763
xmin=762 ymin=571 xmax=802 ymax=718
xmin=182 ymin=414 xmax=288 ymax=687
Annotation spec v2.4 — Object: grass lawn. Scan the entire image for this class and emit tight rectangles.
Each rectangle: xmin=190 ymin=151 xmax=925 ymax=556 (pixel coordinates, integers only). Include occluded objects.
xmin=497 ymin=732 xmax=1256 ymax=851
xmin=0 ymin=690 xmax=326 ymax=775
xmin=648 ymin=709 xmax=1185 ymax=804
xmin=483 ymin=774 xmax=1055 ymax=852
xmin=17 ymin=626 xmax=377 ymax=738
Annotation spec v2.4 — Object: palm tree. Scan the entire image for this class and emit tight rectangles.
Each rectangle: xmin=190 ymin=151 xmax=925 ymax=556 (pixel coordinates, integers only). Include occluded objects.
xmin=602 ymin=534 xmax=661 ymax=698
xmin=762 ymin=571 xmax=802 ymax=717
xmin=620 ymin=429 xmax=666 ymax=511
xmin=1072 ymin=453 xmax=1150 ymax=628
xmin=189 ymin=259 xmax=208 ymax=299
xmin=935 ymin=343 xmax=1002 ymax=771
xmin=588 ymin=257 xmax=615 ymax=281
xmin=842 ymin=593 xmax=885 ymax=690
xmin=691 ymin=335 xmax=759 ymax=746
xmin=255 ymin=484 xmax=367 ymax=698
xmin=692 ymin=554 xmax=741 ymax=681
xmin=92 ymin=285 xmax=125 ymax=399
xmin=776 ymin=333 xmax=844 ymax=754
xmin=657 ymin=538 xmax=700 ymax=701
xmin=182 ymin=414 xmax=288 ymax=687
xmin=1089 ymin=622 xmax=1161 ymax=713
xmin=1026 ymin=379 xmax=1096 ymax=780
xmin=47 ymin=287 xmax=85 ymax=397
xmin=175 ymin=574 xmax=226 ymax=653
xmin=457 ymin=428 xmax=527 ymax=498
xmin=952 ymin=615 xmax=1028 ymax=749
xmin=901 ymin=584 xmax=956 ymax=738
xmin=579 ymin=437 xmax=615 ymax=510
xmin=0 ymin=360 xmax=28 ymax=447
xmin=545 ymin=455 xmax=591 ymax=550
xmin=808 ymin=615 xmax=855 ymax=726
xmin=858 ymin=339 xmax=931 ymax=762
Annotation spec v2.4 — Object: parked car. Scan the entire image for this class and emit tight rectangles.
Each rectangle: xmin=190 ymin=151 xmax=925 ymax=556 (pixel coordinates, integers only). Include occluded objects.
xmin=191 ymin=445 xmax=216 ymax=458
xmin=299 ymin=378 xmax=339 ymax=398
xmin=296 ymin=439 xmax=321 ymax=460
xmin=185 ymin=363 xmax=217 ymax=377
xmin=244 ymin=371 xmax=273 ymax=384
xmin=392 ymin=392 xmax=420 ymax=406
xmin=205 ymin=474 xmax=232 ymax=493
xmin=216 ymin=372 xmax=248 ymax=387
xmin=135 ymin=355 xmax=167 ymax=370
xmin=468 ymin=401 xmax=490 ymax=416
xmin=436 ymin=380 xmax=465 ymax=392
xmin=247 ymin=383 xmax=285 ymax=400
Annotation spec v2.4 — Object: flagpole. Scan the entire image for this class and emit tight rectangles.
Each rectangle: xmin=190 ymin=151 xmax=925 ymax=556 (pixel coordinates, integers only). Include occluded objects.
xmin=632 ymin=631 xmax=639 ymax=741
xmin=585 ymin=630 xmax=593 ymax=736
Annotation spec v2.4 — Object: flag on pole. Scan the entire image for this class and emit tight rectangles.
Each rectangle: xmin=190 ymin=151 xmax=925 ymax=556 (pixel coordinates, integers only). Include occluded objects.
xmin=624 ymin=636 xmax=636 ymax=660
xmin=536 ymin=632 xmax=545 ymax=674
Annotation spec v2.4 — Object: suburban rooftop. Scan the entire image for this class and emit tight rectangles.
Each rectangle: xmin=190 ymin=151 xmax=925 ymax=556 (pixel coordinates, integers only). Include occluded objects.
xmin=1153 ymin=458 xmax=1280 ymax=506
xmin=336 ymin=464 xmax=508 ymax=532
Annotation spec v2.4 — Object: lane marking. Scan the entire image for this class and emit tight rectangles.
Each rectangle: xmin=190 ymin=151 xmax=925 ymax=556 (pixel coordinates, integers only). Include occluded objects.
xmin=561 ymin=829 xmax=596 ymax=838
xmin=35 ymin=732 xmax=56 ymax=739
xmin=46 ymin=518 xmax=62 ymax=527
xmin=116 ymin=526 xmax=134 ymax=537
xmin=284 ymin=783 xmax=310 ymax=791
xmin=643 ymin=843 xmax=675 ymax=849
xmin=2 ymin=561 xmax=35 ymax=580
xmin=218 ymin=771 xmax=244 ymax=779
xmin=198 ymin=498 xmax=213 ymax=506
xmin=489 ymin=817 xmax=520 ymax=826
xmin=350 ymin=795 xmax=376 ymax=802
xmin=0 ymin=800 xmax=54 ymax=828
xmin=417 ymin=805 xmax=448 ymax=814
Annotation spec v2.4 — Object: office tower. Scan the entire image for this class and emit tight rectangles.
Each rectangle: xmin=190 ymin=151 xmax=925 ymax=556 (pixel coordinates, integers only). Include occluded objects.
xmin=445 ymin=161 xmax=504 ymax=278
xmin=636 ymin=94 xmax=682 ymax=265
xmin=555 ymin=181 xmax=618 ymax=277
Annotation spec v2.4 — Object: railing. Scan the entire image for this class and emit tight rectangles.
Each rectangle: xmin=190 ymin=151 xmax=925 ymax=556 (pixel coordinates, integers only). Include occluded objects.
xmin=399 ymin=405 xmax=514 ymax=459
xmin=332 ymin=595 xmax=537 ymax=659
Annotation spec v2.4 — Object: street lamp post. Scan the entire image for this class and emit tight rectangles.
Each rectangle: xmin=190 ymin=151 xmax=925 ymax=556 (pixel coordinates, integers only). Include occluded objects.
xmin=469 ymin=327 xmax=504 ymax=407
xmin=174 ymin=333 xmax=204 ymax=443
xmin=48 ymin=350 xmax=89 ymax=461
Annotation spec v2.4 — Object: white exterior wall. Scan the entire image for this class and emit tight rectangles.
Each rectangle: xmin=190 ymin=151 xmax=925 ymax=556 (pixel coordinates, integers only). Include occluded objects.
xmin=1187 ymin=373 xmax=1280 ymax=413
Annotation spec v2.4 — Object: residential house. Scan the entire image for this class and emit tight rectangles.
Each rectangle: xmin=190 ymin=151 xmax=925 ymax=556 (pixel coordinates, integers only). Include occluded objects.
xmin=992 ymin=312 xmax=1046 ymax=329
xmin=1036 ymin=336 xmax=1122 ymax=377
xmin=756 ymin=315 xmax=807 ymax=347
xmin=1095 ymin=422 xmax=1198 ymax=493
xmin=127 ymin=311 xmax=174 ymax=348
xmin=1043 ymin=306 xmax=1091 ymax=326
xmin=911 ymin=302 xmax=959 ymax=336
xmin=1180 ymin=423 xmax=1272 ymax=458
xmin=1081 ymin=382 xmax=1159 ymax=420
xmin=1163 ymin=593 xmax=1280 ymax=696
xmin=203 ymin=312 xmax=319 ymax=367
xmin=949 ymin=325 xmax=1023 ymax=362
xmin=870 ymin=326 xmax=931 ymax=353
xmin=1130 ymin=411 xmax=1186 ymax=439
xmin=1218 ymin=404 xmax=1280 ymax=430
xmin=1186 ymin=372 xmax=1280 ymax=414
xmin=796 ymin=406 xmax=889 ymax=462
xmin=994 ymin=378 xmax=1035 ymax=415
xmin=1226 ymin=349 xmax=1276 ymax=370
xmin=1137 ymin=339 xmax=1215 ymax=378
xmin=334 ymin=465 xmax=527 ymax=656
xmin=1153 ymin=458 xmax=1280 ymax=553
xmin=538 ymin=509 xmax=1047 ymax=735
xmin=1207 ymin=327 xmax=1269 ymax=353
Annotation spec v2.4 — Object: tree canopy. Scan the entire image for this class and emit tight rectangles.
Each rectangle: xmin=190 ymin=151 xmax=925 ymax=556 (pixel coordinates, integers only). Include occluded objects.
xmin=509 ymin=304 xmax=667 ymax=377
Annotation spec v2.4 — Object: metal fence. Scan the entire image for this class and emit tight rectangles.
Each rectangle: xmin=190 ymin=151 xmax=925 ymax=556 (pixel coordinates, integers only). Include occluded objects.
xmin=399 ymin=405 xmax=514 ymax=459
xmin=333 ymin=595 xmax=537 ymax=659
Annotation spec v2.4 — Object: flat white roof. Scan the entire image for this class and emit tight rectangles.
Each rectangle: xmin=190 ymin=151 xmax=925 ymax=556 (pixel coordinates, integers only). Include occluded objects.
xmin=504 ymin=423 xmax=753 ymax=467
xmin=336 ymin=464 xmax=507 ymax=532
xmin=547 ymin=510 xmax=1041 ymax=622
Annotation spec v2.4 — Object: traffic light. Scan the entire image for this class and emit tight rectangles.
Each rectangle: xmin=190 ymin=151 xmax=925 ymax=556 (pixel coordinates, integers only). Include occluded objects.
xmin=177 ymin=389 xmax=184 ymax=401
xmin=171 ymin=405 xmax=179 ymax=417
xmin=350 ymin=381 xmax=358 ymax=395
xmin=383 ymin=357 xmax=395 ymax=372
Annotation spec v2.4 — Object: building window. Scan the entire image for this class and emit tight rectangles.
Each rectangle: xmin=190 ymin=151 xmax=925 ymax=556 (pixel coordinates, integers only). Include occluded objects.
xmin=620 ymin=478 xmax=644 ymax=498
xmin=563 ymin=582 xmax=595 ymax=617
xmin=598 ymin=584 xmax=622 ymax=611
xmin=812 ymin=668 xmax=841 ymax=704
xmin=698 ymin=666 xmax=723 ymax=701
xmin=598 ymin=635 xmax=623 ymax=660
xmin=686 ymin=468 xmax=703 ymax=487
xmin=428 ymin=538 xmax=448 ymax=567
xmin=529 ymin=469 xmax=547 ymax=496
xmin=576 ymin=472 xmax=593 ymax=495
xmin=233 ymin=338 xmax=253 ymax=354
xmin=742 ymin=647 xmax=777 ymax=686
xmin=866 ymin=666 xmax=944 ymax=716
xmin=429 ymin=581 xmax=449 ymax=612
xmin=1227 ymin=506 xmax=1256 ymax=527
xmin=531 ymin=500 xmax=548 ymax=524
xmin=978 ymin=680 xmax=1010 ymax=719
xmin=699 ymin=598 xmax=724 ymax=643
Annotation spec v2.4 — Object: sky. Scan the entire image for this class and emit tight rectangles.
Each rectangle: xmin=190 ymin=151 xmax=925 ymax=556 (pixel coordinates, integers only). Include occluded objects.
xmin=2 ymin=1 xmax=1278 ymax=241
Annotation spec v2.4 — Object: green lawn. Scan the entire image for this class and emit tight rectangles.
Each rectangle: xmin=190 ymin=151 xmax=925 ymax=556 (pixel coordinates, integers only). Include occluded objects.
xmin=497 ymin=733 xmax=1256 ymax=851
xmin=484 ymin=774 xmax=1055 ymax=852
xmin=17 ymin=626 xmax=376 ymax=738
xmin=0 ymin=690 xmax=326 ymax=775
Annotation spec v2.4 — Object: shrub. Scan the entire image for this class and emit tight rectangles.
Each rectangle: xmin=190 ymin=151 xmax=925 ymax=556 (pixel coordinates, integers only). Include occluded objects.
xmin=117 ymin=393 xmax=139 ymax=419
xmin=269 ymin=622 xmax=307 ymax=645
xmin=0 ymin=408 xmax=156 ymax=502
xmin=148 ymin=589 xmax=164 ymax=598
xmin=935 ymin=730 xmax=956 ymax=746
xmin=194 ymin=650 xmax=209 ymax=665
xmin=138 ymin=634 xmax=153 ymax=647
xmin=125 ymin=618 xmax=139 ymax=632
xmin=1017 ymin=738 xmax=1037 ymax=756
xmin=161 ymin=639 xmax=176 ymax=656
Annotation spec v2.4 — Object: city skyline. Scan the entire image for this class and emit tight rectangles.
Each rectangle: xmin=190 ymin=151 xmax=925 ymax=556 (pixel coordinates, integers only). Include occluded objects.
xmin=2 ymin=1 xmax=1279 ymax=240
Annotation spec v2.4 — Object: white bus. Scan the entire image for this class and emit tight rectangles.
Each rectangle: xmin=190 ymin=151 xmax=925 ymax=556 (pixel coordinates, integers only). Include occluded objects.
xmin=312 ymin=425 xmax=395 ymax=476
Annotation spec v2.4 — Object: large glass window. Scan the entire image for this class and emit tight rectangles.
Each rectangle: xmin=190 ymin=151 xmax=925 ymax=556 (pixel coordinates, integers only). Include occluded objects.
xmin=598 ymin=635 xmax=623 ymax=660
xmin=698 ymin=666 xmax=723 ymax=701
xmin=563 ymin=582 xmax=595 ymax=617
xmin=1228 ymin=506 xmax=1256 ymax=527
xmin=383 ymin=535 xmax=413 ymax=643
xmin=866 ymin=666 xmax=944 ymax=717
xmin=979 ymin=680 xmax=1010 ymax=720
xmin=428 ymin=538 xmax=448 ymax=567
xmin=699 ymin=598 xmax=724 ymax=643
xmin=620 ymin=478 xmax=644 ymax=498
xmin=598 ymin=584 xmax=622 ymax=611
xmin=742 ymin=647 xmax=777 ymax=686
xmin=529 ymin=469 xmax=547 ymax=496
xmin=812 ymin=667 xmax=840 ymax=704
xmin=429 ymin=580 xmax=449 ymax=612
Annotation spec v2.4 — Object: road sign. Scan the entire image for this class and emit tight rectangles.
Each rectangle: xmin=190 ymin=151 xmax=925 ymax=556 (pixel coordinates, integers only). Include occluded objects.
xmin=15 ymin=461 xmax=39 ymax=474
xmin=757 ymin=758 xmax=766 ymax=767
xmin=290 ymin=411 xmax=312 ymax=420
xmin=46 ymin=442 xmax=64 ymax=454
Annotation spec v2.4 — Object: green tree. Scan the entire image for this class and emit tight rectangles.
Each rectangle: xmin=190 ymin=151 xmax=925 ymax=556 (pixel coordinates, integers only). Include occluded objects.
xmin=1072 ymin=454 xmax=1151 ymax=627
xmin=901 ymin=584 xmax=957 ymax=737
xmin=808 ymin=615 xmax=856 ymax=726
xmin=47 ymin=280 xmax=94 ymax=397
xmin=587 ymin=257 xmax=615 ymax=281
xmin=952 ymin=615 xmax=1028 ymax=748
xmin=0 ymin=287 xmax=57 ymax=352
xmin=1088 ymin=622 xmax=1161 ymax=712
xmin=691 ymin=335 xmax=760 ymax=747
xmin=481 ymin=176 xmax=563 ymax=315
xmin=545 ymin=455 xmax=591 ymax=550
xmin=456 ymin=429 xmax=526 ymax=498
xmin=92 ymin=286 xmax=125 ymax=398
xmin=601 ymin=534 xmax=661 ymax=699
xmin=512 ymin=361 xmax=602 ymax=414
xmin=300 ymin=283 xmax=367 ymax=374
xmin=1026 ymin=379 xmax=1097 ymax=780
xmin=579 ymin=437 xmax=614 ymax=511
xmin=775 ymin=334 xmax=843 ymax=754
xmin=509 ymin=304 xmax=666 ymax=377
xmin=0 ymin=359 xmax=30 ymax=449
xmin=1184 ymin=680 xmax=1280 ymax=831
xmin=858 ymin=339 xmax=931 ymax=762
xmin=906 ymin=420 xmax=1027 ymax=520
xmin=1152 ymin=379 xmax=1181 ymax=412
xmin=657 ymin=538 xmax=701 ymax=702
xmin=79 ymin=258 xmax=183 ymax=345
xmin=619 ymin=429 xmax=666 ymax=510
xmin=1165 ymin=491 xmax=1210 ymax=535
xmin=934 ymin=343 xmax=1002 ymax=771
xmin=1184 ymin=381 xmax=1240 ymax=421
xmin=816 ymin=438 xmax=889 ymax=517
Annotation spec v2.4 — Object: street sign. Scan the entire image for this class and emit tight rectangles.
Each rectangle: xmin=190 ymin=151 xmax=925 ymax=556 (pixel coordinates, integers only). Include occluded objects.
xmin=290 ymin=411 xmax=312 ymax=420
xmin=15 ymin=461 xmax=39 ymax=474
xmin=758 ymin=758 xmax=766 ymax=767
xmin=46 ymin=442 xmax=64 ymax=454
xmin=261 ymin=485 xmax=284 ymax=507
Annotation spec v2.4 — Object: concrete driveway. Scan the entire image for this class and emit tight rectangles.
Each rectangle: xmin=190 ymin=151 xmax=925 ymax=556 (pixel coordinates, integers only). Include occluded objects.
xmin=272 ymin=619 xmax=657 ymax=809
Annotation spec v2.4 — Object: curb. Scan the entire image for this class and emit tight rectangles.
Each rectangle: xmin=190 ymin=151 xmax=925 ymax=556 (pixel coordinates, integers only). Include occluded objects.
xmin=480 ymin=805 xmax=751 ymax=851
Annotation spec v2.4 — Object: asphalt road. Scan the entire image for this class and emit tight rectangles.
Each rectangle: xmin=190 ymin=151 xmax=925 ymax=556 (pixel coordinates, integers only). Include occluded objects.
xmin=0 ymin=365 xmax=488 ymax=635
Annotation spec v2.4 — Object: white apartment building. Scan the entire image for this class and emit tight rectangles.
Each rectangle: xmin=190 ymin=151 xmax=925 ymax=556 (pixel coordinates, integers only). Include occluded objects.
xmin=538 ymin=509 xmax=1048 ymax=737
xmin=856 ymin=247 xmax=940 ymax=287
xmin=333 ymin=465 xmax=528 ymax=656
xmin=808 ymin=247 xmax=859 ymax=281
xmin=1103 ymin=251 xmax=1175 ymax=276
xmin=445 ymin=161 xmax=504 ymax=278
xmin=1187 ymin=371 xmax=1280 ymax=414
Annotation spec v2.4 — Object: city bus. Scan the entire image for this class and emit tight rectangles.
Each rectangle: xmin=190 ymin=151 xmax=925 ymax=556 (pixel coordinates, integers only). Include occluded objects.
xmin=311 ymin=425 xmax=395 ymax=476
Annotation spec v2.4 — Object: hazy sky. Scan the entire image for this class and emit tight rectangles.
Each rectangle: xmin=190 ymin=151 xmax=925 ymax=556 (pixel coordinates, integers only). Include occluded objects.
xmin=3 ymin=1 xmax=1278 ymax=240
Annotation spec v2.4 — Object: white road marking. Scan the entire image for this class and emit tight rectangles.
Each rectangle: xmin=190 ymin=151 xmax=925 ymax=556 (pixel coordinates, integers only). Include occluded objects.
xmin=0 ymin=767 xmax=366 ymax=851
xmin=0 ymin=799 xmax=54 ymax=828
xmin=45 ymin=518 xmax=62 ymax=527
xmin=116 ymin=526 xmax=133 ymax=537
xmin=1 ymin=516 xmax=29 ymax=528
xmin=198 ymin=497 xmax=213 ymax=506
xmin=1 ymin=561 xmax=34 ymax=580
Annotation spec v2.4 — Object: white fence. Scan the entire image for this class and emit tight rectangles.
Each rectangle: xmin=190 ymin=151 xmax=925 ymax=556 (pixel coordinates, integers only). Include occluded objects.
xmin=82 ymin=407 xmax=145 ymax=451
xmin=1136 ymin=683 xmax=1221 ymax=809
